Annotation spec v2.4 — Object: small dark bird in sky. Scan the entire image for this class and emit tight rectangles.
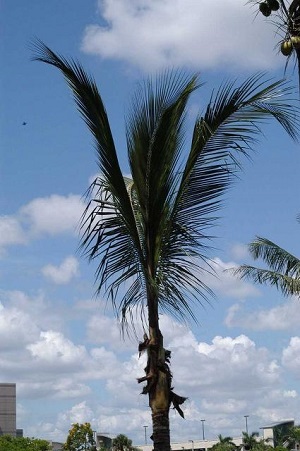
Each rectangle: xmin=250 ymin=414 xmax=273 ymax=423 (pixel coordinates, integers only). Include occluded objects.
xmin=22 ymin=122 xmax=27 ymax=125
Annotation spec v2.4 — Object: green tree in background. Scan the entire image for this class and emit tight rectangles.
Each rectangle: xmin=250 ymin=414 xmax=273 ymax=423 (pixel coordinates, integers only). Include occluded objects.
xmin=63 ymin=423 xmax=96 ymax=451
xmin=232 ymin=218 xmax=300 ymax=297
xmin=0 ymin=435 xmax=50 ymax=451
xmin=242 ymin=432 xmax=260 ymax=450
xmin=286 ymin=425 xmax=300 ymax=448
xmin=32 ymin=40 xmax=300 ymax=451
xmin=211 ymin=434 xmax=237 ymax=451
xmin=112 ymin=434 xmax=139 ymax=451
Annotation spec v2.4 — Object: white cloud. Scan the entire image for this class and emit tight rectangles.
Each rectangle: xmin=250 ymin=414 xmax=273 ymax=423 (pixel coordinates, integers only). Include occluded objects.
xmin=27 ymin=331 xmax=87 ymax=368
xmin=20 ymin=194 xmax=84 ymax=237
xmin=230 ymin=243 xmax=250 ymax=261
xmin=0 ymin=216 xmax=27 ymax=248
xmin=255 ymin=387 xmax=300 ymax=423
xmin=158 ymin=317 xmax=281 ymax=399
xmin=282 ymin=336 xmax=300 ymax=376
xmin=1 ymin=288 xmax=298 ymax=444
xmin=81 ymin=0 xmax=279 ymax=73
xmin=86 ymin=314 xmax=138 ymax=352
xmin=59 ymin=401 xmax=95 ymax=424
xmin=201 ymin=398 xmax=247 ymax=414
xmin=201 ymin=257 xmax=259 ymax=299
xmin=0 ymin=301 xmax=40 ymax=350
xmin=42 ymin=256 xmax=80 ymax=284
xmin=225 ymin=297 xmax=300 ymax=331
xmin=0 ymin=290 xmax=64 ymax=332
xmin=0 ymin=195 xmax=85 ymax=252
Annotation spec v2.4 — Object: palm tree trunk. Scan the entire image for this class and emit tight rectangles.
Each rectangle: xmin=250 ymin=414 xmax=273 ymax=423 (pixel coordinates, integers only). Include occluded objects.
xmin=146 ymin=289 xmax=172 ymax=451
xmin=151 ymin=408 xmax=171 ymax=451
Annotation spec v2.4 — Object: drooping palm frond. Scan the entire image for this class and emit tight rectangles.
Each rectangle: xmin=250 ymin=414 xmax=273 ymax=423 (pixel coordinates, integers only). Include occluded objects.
xmin=232 ymin=236 xmax=300 ymax=296
xmin=153 ymin=74 xmax=300 ymax=317
xmin=31 ymin=40 xmax=145 ymax=315
xmin=32 ymin=39 xmax=300 ymax=326
xmin=177 ymin=73 xmax=298 ymax=232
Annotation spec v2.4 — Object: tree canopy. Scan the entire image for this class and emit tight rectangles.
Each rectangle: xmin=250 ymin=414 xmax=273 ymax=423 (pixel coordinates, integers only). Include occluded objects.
xmin=32 ymin=38 xmax=300 ymax=451
xmin=0 ymin=435 xmax=50 ymax=451
xmin=63 ymin=423 xmax=96 ymax=451
xmin=112 ymin=434 xmax=139 ymax=451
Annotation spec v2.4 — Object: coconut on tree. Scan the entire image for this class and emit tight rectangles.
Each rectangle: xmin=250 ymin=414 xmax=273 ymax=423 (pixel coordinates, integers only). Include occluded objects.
xmin=249 ymin=0 xmax=300 ymax=85
xmin=32 ymin=40 xmax=300 ymax=451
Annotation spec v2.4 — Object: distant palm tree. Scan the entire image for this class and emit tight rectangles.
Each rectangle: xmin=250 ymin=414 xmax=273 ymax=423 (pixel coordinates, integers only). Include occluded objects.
xmin=284 ymin=425 xmax=300 ymax=449
xmin=32 ymin=40 xmax=299 ymax=451
xmin=231 ymin=218 xmax=300 ymax=297
xmin=242 ymin=431 xmax=260 ymax=450
xmin=218 ymin=435 xmax=236 ymax=445
xmin=211 ymin=435 xmax=236 ymax=451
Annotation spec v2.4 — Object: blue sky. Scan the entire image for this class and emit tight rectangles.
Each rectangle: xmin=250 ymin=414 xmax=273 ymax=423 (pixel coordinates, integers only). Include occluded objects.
xmin=1 ymin=0 xmax=300 ymax=446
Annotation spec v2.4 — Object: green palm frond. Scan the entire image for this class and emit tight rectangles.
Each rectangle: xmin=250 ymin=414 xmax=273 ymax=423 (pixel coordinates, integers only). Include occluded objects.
xmin=232 ymin=236 xmax=300 ymax=296
xmin=32 ymin=39 xmax=300 ymax=325
xmin=155 ymin=75 xmax=300 ymax=315
xmin=249 ymin=237 xmax=300 ymax=275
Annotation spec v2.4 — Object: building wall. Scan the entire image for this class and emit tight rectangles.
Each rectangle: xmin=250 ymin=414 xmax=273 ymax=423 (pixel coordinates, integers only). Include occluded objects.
xmin=0 ymin=383 xmax=16 ymax=436
xmin=136 ymin=437 xmax=244 ymax=451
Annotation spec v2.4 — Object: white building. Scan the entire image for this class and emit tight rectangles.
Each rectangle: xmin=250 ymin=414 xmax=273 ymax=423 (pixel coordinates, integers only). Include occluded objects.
xmin=136 ymin=436 xmax=244 ymax=451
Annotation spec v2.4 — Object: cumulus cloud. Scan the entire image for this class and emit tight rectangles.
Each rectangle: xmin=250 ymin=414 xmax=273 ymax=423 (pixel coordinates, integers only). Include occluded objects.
xmin=230 ymin=243 xmax=250 ymax=261
xmin=0 ymin=194 xmax=85 ymax=252
xmin=42 ymin=256 xmax=80 ymax=284
xmin=201 ymin=257 xmax=259 ymax=299
xmin=86 ymin=313 xmax=140 ymax=353
xmin=1 ymin=289 xmax=298 ymax=444
xmin=0 ymin=290 xmax=64 ymax=332
xmin=171 ymin=332 xmax=280 ymax=395
xmin=0 ymin=301 xmax=40 ymax=351
xmin=0 ymin=216 xmax=27 ymax=248
xmin=81 ymin=0 xmax=279 ymax=73
xmin=225 ymin=297 xmax=300 ymax=331
xmin=20 ymin=194 xmax=84 ymax=237
xmin=27 ymin=331 xmax=87 ymax=368
xmin=17 ymin=315 xmax=296 ymax=443
xmin=282 ymin=336 xmax=300 ymax=376
xmin=201 ymin=398 xmax=247 ymax=414
xmin=59 ymin=401 xmax=95 ymax=424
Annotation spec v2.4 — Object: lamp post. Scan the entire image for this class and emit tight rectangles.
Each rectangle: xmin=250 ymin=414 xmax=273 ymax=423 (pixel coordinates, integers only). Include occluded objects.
xmin=143 ymin=425 xmax=148 ymax=445
xmin=201 ymin=419 xmax=206 ymax=440
xmin=244 ymin=415 xmax=249 ymax=434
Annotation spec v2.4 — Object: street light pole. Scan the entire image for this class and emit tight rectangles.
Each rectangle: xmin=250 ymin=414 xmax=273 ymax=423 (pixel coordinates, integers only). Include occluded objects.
xmin=189 ymin=439 xmax=195 ymax=451
xmin=244 ymin=415 xmax=249 ymax=434
xmin=143 ymin=425 xmax=148 ymax=445
xmin=201 ymin=419 xmax=206 ymax=440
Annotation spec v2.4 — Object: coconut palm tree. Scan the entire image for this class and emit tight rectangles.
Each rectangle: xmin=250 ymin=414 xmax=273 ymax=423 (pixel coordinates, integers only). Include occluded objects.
xmin=231 ymin=218 xmax=300 ymax=297
xmin=32 ymin=39 xmax=299 ymax=451
xmin=282 ymin=424 xmax=300 ymax=449
xmin=211 ymin=435 xmax=237 ymax=451
xmin=242 ymin=432 xmax=260 ymax=450
xmin=248 ymin=0 xmax=300 ymax=86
